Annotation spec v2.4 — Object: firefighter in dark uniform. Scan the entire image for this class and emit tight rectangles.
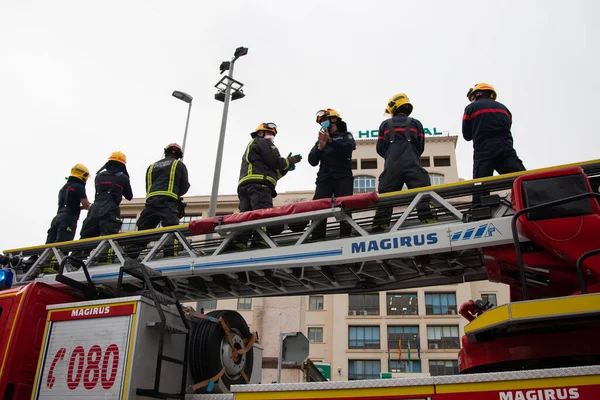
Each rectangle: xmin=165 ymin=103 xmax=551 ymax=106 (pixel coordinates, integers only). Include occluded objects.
xmin=235 ymin=122 xmax=302 ymax=249
xmin=80 ymin=151 xmax=133 ymax=239
xmin=137 ymin=143 xmax=190 ymax=230
xmin=372 ymin=93 xmax=435 ymax=233
xmin=308 ymin=108 xmax=356 ymax=240
xmin=46 ymin=163 xmax=91 ymax=243
xmin=134 ymin=143 xmax=190 ymax=257
xmin=462 ymin=83 xmax=526 ymax=205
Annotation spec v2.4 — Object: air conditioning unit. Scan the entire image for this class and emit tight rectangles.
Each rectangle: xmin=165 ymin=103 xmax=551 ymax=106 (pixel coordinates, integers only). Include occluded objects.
xmin=431 ymin=343 xmax=440 ymax=349
xmin=349 ymin=310 xmax=357 ymax=316
xmin=361 ymin=310 xmax=369 ymax=316
xmin=447 ymin=309 xmax=456 ymax=315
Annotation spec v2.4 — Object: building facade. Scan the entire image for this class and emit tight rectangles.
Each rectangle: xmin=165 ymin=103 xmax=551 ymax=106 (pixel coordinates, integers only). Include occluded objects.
xmin=118 ymin=135 xmax=509 ymax=383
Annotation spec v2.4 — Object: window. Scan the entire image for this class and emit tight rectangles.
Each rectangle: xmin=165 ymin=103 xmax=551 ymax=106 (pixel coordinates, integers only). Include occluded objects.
xmin=351 ymin=159 xmax=358 ymax=170
xmin=429 ymin=173 xmax=445 ymax=186
xmin=389 ymin=360 xmax=421 ymax=373
xmin=481 ymin=293 xmax=497 ymax=307
xmin=353 ymin=176 xmax=377 ymax=193
xmin=180 ymin=215 xmax=201 ymax=224
xmin=309 ymin=295 xmax=324 ymax=310
xmin=237 ymin=298 xmax=252 ymax=310
xmin=348 ymin=326 xmax=380 ymax=349
xmin=308 ymin=327 xmax=323 ymax=343
xmin=360 ymin=159 xmax=378 ymax=169
xmin=348 ymin=360 xmax=380 ymax=380
xmin=429 ymin=360 xmax=459 ymax=376
xmin=387 ymin=326 xmax=419 ymax=350
xmin=433 ymin=156 xmax=451 ymax=167
xmin=427 ymin=326 xmax=460 ymax=349
xmin=425 ymin=293 xmax=457 ymax=315
xmin=349 ymin=294 xmax=379 ymax=315
xmin=196 ymin=299 xmax=216 ymax=311
xmin=387 ymin=293 xmax=418 ymax=315
xmin=120 ymin=217 xmax=137 ymax=232
xmin=420 ymin=157 xmax=430 ymax=167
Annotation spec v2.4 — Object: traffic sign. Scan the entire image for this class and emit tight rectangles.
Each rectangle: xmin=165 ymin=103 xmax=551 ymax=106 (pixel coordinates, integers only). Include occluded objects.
xmin=282 ymin=332 xmax=309 ymax=364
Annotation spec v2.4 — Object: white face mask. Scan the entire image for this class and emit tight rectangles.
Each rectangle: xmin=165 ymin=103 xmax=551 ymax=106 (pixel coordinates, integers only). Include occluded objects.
xmin=264 ymin=134 xmax=275 ymax=142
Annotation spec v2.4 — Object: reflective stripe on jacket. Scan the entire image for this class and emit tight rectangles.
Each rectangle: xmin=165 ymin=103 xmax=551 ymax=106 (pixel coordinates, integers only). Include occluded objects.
xmin=145 ymin=156 xmax=190 ymax=200
xmin=238 ymin=137 xmax=290 ymax=190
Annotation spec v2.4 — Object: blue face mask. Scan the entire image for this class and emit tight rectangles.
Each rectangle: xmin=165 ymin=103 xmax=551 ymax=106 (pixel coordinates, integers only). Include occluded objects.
xmin=320 ymin=120 xmax=331 ymax=130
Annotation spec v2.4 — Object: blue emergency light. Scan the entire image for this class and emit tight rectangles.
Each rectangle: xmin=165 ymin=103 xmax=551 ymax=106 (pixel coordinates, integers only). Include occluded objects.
xmin=0 ymin=269 xmax=14 ymax=289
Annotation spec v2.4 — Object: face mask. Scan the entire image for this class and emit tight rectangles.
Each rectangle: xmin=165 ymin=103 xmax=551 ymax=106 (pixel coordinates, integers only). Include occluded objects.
xmin=320 ymin=120 xmax=331 ymax=130
xmin=264 ymin=134 xmax=275 ymax=142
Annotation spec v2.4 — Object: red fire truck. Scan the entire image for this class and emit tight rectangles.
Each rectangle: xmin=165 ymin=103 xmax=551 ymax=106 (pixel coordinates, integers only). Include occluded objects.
xmin=0 ymin=160 xmax=599 ymax=399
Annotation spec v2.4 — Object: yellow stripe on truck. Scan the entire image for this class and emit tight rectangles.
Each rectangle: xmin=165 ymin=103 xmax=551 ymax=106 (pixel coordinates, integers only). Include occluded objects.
xmin=465 ymin=293 xmax=600 ymax=336
xmin=510 ymin=293 xmax=600 ymax=320
xmin=436 ymin=375 xmax=600 ymax=394
xmin=235 ymin=385 xmax=435 ymax=400
xmin=464 ymin=303 xmax=510 ymax=334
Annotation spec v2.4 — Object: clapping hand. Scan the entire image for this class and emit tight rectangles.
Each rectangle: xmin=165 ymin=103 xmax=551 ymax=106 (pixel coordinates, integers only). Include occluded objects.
xmin=318 ymin=129 xmax=330 ymax=150
xmin=287 ymin=152 xmax=302 ymax=170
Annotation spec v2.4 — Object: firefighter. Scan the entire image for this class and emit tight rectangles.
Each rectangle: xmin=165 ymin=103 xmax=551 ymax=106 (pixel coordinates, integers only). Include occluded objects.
xmin=137 ymin=143 xmax=190 ymax=230
xmin=134 ymin=143 xmax=190 ymax=257
xmin=45 ymin=163 xmax=91 ymax=244
xmin=308 ymin=108 xmax=356 ymax=239
xmin=462 ymin=83 xmax=526 ymax=205
xmin=235 ymin=122 xmax=302 ymax=249
xmin=372 ymin=93 xmax=435 ymax=233
xmin=80 ymin=151 xmax=133 ymax=239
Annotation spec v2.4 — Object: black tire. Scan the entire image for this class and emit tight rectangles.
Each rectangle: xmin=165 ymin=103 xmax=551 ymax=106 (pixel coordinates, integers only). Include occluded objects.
xmin=189 ymin=310 xmax=254 ymax=393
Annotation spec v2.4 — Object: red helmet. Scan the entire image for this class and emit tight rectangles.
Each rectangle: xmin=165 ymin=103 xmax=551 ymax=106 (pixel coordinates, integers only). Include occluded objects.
xmin=164 ymin=143 xmax=183 ymax=158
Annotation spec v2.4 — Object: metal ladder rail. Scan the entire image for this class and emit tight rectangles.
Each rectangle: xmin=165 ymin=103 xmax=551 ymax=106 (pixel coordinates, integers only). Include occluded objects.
xmin=19 ymin=189 xmax=509 ymax=287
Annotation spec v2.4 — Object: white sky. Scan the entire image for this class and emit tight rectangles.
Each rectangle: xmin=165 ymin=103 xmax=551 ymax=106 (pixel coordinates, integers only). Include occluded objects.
xmin=1 ymin=0 xmax=599 ymax=250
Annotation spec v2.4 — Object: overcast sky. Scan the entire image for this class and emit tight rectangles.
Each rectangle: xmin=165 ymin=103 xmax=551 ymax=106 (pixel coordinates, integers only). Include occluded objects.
xmin=1 ymin=0 xmax=598 ymax=250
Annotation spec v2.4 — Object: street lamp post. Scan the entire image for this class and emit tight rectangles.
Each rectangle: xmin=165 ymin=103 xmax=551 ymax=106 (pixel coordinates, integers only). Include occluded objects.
xmin=207 ymin=47 xmax=248 ymax=222
xmin=172 ymin=90 xmax=193 ymax=158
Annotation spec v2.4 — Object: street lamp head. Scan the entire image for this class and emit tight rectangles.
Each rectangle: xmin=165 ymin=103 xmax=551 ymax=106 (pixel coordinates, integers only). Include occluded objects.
xmin=214 ymin=92 xmax=226 ymax=102
xmin=233 ymin=46 xmax=248 ymax=60
xmin=172 ymin=90 xmax=193 ymax=103
xmin=219 ymin=61 xmax=231 ymax=74
xmin=231 ymin=90 xmax=245 ymax=101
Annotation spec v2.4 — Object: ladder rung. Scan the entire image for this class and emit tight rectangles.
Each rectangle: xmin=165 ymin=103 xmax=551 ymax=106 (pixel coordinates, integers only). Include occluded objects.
xmin=139 ymin=290 xmax=177 ymax=305
xmin=146 ymin=321 xmax=189 ymax=334
xmin=124 ymin=263 xmax=163 ymax=280
xmin=161 ymin=355 xmax=185 ymax=365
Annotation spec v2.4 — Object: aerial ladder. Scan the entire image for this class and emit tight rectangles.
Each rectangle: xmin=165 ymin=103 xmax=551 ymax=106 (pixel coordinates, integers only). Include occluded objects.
xmin=2 ymin=159 xmax=600 ymax=399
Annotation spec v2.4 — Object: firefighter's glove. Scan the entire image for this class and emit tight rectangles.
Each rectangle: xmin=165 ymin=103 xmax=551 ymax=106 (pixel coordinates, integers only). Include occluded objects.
xmin=288 ymin=154 xmax=303 ymax=165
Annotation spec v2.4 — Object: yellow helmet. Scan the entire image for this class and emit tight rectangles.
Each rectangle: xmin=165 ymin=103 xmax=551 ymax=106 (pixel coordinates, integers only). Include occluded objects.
xmin=70 ymin=163 xmax=90 ymax=182
xmin=315 ymin=109 xmax=342 ymax=123
xmin=385 ymin=93 xmax=413 ymax=116
xmin=471 ymin=82 xmax=497 ymax=100
xmin=108 ymin=151 xmax=127 ymax=165
xmin=254 ymin=122 xmax=278 ymax=136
